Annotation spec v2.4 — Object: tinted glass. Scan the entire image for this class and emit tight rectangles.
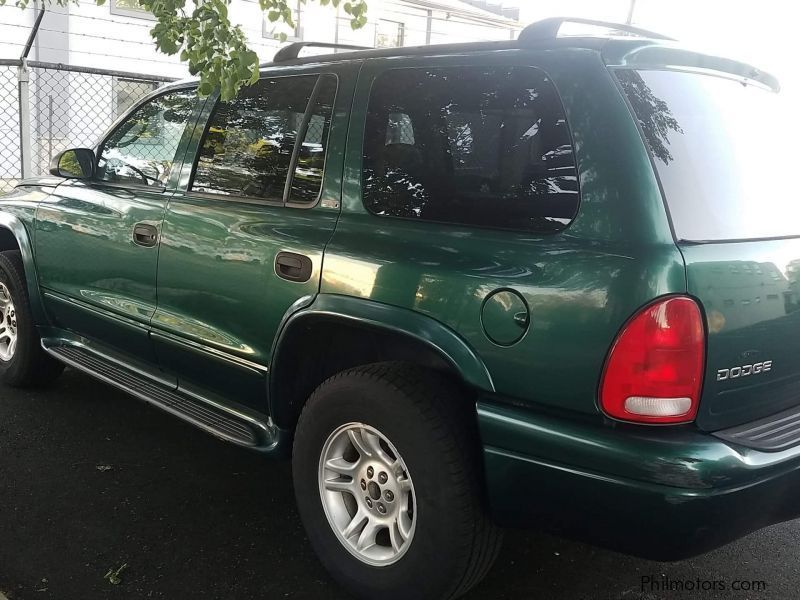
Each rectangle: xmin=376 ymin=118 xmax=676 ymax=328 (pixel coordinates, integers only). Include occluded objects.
xmin=289 ymin=75 xmax=337 ymax=203
xmin=362 ymin=66 xmax=579 ymax=232
xmin=192 ymin=75 xmax=320 ymax=200
xmin=618 ymin=69 xmax=800 ymax=241
xmin=97 ymin=89 xmax=196 ymax=187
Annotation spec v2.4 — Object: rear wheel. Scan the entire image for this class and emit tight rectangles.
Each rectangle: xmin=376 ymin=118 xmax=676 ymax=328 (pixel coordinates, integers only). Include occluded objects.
xmin=0 ymin=250 xmax=64 ymax=387
xmin=293 ymin=362 xmax=502 ymax=600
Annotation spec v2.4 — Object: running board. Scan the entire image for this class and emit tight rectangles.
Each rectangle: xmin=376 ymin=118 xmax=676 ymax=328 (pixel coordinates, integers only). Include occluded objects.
xmin=42 ymin=340 xmax=279 ymax=451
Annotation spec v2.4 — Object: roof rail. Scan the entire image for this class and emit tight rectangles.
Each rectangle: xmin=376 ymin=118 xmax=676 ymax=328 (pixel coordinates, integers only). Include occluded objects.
xmin=519 ymin=17 xmax=674 ymax=44
xmin=266 ymin=41 xmax=372 ymax=65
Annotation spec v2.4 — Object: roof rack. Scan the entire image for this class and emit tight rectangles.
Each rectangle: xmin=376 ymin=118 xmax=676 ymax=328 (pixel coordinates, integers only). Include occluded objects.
xmin=266 ymin=41 xmax=372 ymax=65
xmin=519 ymin=17 xmax=674 ymax=44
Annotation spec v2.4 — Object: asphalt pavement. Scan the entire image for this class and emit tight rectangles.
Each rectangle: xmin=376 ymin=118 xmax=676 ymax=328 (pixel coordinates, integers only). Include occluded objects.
xmin=0 ymin=368 xmax=796 ymax=599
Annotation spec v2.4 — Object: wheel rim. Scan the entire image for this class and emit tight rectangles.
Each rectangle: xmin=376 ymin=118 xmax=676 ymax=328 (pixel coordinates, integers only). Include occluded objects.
xmin=0 ymin=283 xmax=17 ymax=362
xmin=318 ymin=422 xmax=417 ymax=566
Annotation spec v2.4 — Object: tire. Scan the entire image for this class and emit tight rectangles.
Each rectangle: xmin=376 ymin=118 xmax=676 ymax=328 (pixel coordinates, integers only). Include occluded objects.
xmin=0 ymin=250 xmax=64 ymax=387
xmin=293 ymin=362 xmax=502 ymax=600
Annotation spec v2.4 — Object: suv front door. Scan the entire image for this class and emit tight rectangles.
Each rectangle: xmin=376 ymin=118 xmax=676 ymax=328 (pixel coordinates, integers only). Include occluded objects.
xmin=35 ymin=87 xmax=201 ymax=362
xmin=150 ymin=65 xmax=356 ymax=412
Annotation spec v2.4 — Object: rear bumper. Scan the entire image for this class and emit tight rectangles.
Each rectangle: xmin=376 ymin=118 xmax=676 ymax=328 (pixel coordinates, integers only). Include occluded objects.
xmin=477 ymin=400 xmax=800 ymax=560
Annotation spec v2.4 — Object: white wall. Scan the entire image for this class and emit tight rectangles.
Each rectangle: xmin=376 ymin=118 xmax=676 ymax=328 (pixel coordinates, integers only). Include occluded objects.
xmin=0 ymin=0 xmax=519 ymax=183
xmin=0 ymin=0 xmax=520 ymax=77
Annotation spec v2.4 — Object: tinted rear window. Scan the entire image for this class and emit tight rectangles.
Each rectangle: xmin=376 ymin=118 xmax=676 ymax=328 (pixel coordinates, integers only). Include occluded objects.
xmin=618 ymin=69 xmax=800 ymax=241
xmin=362 ymin=66 xmax=579 ymax=233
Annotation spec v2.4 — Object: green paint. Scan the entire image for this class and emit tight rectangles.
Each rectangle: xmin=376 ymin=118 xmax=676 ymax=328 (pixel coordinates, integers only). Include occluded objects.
xmin=1 ymin=36 xmax=797 ymax=559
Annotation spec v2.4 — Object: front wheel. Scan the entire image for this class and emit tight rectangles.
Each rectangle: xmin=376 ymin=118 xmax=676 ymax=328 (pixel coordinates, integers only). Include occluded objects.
xmin=0 ymin=250 xmax=64 ymax=387
xmin=292 ymin=363 xmax=502 ymax=600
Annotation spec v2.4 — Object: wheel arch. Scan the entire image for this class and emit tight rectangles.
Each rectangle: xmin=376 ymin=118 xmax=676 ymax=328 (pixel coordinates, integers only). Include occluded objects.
xmin=268 ymin=294 xmax=494 ymax=430
xmin=0 ymin=213 xmax=48 ymax=325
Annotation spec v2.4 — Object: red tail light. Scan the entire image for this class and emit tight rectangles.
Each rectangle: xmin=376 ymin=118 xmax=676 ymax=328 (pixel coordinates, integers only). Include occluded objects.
xmin=600 ymin=296 xmax=705 ymax=424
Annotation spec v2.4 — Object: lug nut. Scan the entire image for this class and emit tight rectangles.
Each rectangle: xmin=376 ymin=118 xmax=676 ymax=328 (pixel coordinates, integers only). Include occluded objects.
xmin=367 ymin=466 xmax=374 ymax=479
xmin=384 ymin=490 xmax=394 ymax=502
xmin=366 ymin=497 xmax=373 ymax=508
xmin=378 ymin=471 xmax=388 ymax=484
xmin=377 ymin=503 xmax=386 ymax=514
xmin=360 ymin=479 xmax=367 ymax=490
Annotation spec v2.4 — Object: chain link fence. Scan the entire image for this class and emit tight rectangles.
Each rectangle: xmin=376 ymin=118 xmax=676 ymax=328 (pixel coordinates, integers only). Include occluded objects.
xmin=0 ymin=65 xmax=21 ymax=193
xmin=0 ymin=59 xmax=175 ymax=194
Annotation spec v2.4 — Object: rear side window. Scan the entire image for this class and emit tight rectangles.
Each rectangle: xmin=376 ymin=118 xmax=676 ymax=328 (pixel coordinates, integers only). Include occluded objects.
xmin=362 ymin=66 xmax=579 ymax=232
xmin=191 ymin=74 xmax=336 ymax=202
xmin=618 ymin=69 xmax=800 ymax=241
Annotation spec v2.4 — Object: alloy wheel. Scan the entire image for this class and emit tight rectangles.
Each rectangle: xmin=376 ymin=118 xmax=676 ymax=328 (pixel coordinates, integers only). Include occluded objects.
xmin=0 ymin=282 xmax=18 ymax=362
xmin=318 ymin=422 xmax=417 ymax=566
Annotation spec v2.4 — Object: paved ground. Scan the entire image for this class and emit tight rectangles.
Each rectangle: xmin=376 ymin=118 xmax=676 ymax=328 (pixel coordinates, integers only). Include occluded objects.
xmin=0 ymin=369 xmax=796 ymax=600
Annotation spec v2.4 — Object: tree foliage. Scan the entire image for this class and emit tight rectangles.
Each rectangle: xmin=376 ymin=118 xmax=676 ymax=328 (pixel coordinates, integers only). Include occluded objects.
xmin=616 ymin=70 xmax=683 ymax=164
xmin=6 ymin=0 xmax=368 ymax=100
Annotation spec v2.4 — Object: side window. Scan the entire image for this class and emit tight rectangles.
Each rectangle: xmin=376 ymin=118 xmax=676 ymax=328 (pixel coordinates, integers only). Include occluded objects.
xmin=289 ymin=75 xmax=337 ymax=203
xmin=97 ymin=88 xmax=196 ymax=188
xmin=192 ymin=74 xmax=336 ymax=203
xmin=362 ymin=67 xmax=580 ymax=232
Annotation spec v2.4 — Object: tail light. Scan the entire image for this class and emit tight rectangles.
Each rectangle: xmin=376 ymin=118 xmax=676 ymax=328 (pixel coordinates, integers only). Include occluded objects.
xmin=600 ymin=296 xmax=705 ymax=424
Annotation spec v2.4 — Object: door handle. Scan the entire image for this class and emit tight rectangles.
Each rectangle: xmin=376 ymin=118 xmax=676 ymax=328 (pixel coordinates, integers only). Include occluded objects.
xmin=275 ymin=251 xmax=313 ymax=283
xmin=133 ymin=223 xmax=159 ymax=247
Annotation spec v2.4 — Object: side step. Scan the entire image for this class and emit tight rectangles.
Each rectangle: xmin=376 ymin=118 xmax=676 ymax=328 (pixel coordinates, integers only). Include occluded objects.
xmin=42 ymin=340 xmax=278 ymax=451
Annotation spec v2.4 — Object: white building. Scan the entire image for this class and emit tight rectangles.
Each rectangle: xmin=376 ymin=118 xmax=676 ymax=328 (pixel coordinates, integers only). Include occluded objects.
xmin=0 ymin=0 xmax=523 ymax=79
xmin=0 ymin=0 xmax=522 ymax=186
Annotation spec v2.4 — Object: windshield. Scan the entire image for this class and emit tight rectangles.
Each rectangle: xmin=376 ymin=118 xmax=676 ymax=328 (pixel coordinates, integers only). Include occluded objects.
xmin=617 ymin=68 xmax=800 ymax=241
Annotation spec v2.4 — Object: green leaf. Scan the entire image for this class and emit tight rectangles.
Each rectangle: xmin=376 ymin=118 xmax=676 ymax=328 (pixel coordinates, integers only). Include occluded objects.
xmin=242 ymin=50 xmax=259 ymax=66
xmin=198 ymin=80 xmax=214 ymax=96
xmin=29 ymin=0 xmax=371 ymax=100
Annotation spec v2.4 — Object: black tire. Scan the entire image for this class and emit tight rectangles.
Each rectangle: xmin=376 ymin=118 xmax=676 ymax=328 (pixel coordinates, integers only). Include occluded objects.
xmin=293 ymin=362 xmax=502 ymax=600
xmin=0 ymin=250 xmax=64 ymax=387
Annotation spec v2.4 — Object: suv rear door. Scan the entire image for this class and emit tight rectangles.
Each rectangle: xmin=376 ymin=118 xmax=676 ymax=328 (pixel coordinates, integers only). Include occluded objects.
xmin=150 ymin=64 xmax=356 ymax=412
xmin=617 ymin=67 xmax=800 ymax=431
xmin=34 ymin=87 xmax=200 ymax=362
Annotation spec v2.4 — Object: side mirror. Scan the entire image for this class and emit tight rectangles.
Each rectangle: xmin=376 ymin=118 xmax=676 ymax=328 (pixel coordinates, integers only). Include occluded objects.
xmin=49 ymin=148 xmax=95 ymax=179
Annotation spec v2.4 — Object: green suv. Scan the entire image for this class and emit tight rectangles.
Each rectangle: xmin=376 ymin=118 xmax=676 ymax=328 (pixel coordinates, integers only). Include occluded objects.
xmin=2 ymin=17 xmax=799 ymax=599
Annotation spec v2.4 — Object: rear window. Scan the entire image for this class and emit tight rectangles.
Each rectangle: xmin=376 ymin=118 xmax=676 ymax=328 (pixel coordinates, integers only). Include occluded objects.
xmin=362 ymin=66 xmax=579 ymax=233
xmin=618 ymin=69 xmax=800 ymax=241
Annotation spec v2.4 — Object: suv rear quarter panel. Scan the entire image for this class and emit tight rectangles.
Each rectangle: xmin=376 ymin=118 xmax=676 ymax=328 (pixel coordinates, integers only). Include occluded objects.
xmin=322 ymin=48 xmax=685 ymax=416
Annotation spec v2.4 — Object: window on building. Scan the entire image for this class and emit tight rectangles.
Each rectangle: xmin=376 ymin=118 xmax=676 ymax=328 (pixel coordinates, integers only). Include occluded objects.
xmin=191 ymin=75 xmax=337 ymax=203
xmin=376 ymin=19 xmax=404 ymax=48
xmin=97 ymin=88 xmax=196 ymax=188
xmin=264 ymin=0 xmax=303 ymax=41
xmin=362 ymin=66 xmax=580 ymax=232
xmin=110 ymin=0 xmax=154 ymax=20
